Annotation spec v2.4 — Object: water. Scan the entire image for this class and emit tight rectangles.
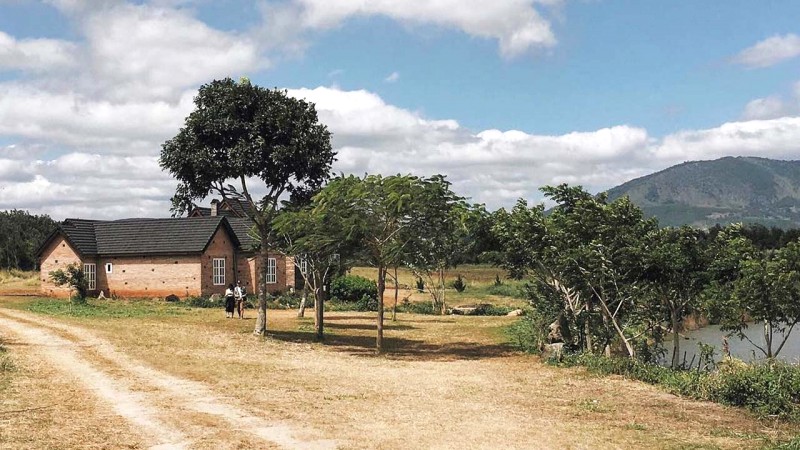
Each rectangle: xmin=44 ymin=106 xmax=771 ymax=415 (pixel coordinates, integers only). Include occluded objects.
xmin=663 ymin=322 xmax=800 ymax=366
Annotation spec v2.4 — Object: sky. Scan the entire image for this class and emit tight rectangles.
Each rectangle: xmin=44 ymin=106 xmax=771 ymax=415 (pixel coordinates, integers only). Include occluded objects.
xmin=1 ymin=0 xmax=799 ymax=220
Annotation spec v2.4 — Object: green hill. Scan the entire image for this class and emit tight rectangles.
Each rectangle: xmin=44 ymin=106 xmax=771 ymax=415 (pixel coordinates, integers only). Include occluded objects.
xmin=606 ymin=157 xmax=800 ymax=228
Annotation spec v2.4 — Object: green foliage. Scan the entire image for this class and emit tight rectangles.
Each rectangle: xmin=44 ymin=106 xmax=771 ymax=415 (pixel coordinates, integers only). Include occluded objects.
xmin=484 ymin=281 xmax=526 ymax=299
xmin=450 ymin=274 xmax=466 ymax=292
xmin=186 ymin=296 xmax=217 ymax=308
xmin=0 ymin=210 xmax=56 ymax=271
xmin=267 ymin=293 xmax=303 ymax=309
xmin=331 ymin=275 xmax=378 ymax=303
xmin=48 ymin=263 xmax=88 ymax=303
xmin=555 ymin=353 xmax=800 ymax=421
xmin=395 ymin=300 xmax=437 ymax=315
xmin=159 ymin=78 xmax=335 ymax=218
xmin=27 ymin=298 xmax=185 ymax=318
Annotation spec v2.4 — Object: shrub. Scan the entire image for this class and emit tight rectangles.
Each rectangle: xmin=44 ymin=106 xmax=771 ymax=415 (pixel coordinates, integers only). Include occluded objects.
xmin=553 ymin=353 xmax=800 ymax=421
xmin=451 ymin=274 xmax=466 ymax=293
xmin=397 ymin=300 xmax=436 ymax=315
xmin=268 ymin=293 xmax=303 ymax=309
xmin=331 ymin=275 xmax=378 ymax=303
xmin=485 ymin=282 xmax=526 ymax=299
xmin=49 ymin=263 xmax=88 ymax=303
xmin=187 ymin=296 xmax=217 ymax=308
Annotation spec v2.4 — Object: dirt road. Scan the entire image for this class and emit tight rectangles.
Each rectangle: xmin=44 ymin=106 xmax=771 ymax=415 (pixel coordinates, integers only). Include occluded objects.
xmin=0 ymin=308 xmax=334 ymax=449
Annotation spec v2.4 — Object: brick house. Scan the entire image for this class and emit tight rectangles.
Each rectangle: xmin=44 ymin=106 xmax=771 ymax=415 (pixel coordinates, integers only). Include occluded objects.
xmin=37 ymin=213 xmax=298 ymax=299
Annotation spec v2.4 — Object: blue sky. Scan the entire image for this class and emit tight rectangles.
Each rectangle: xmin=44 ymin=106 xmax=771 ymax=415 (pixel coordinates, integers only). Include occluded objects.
xmin=1 ymin=0 xmax=799 ymax=219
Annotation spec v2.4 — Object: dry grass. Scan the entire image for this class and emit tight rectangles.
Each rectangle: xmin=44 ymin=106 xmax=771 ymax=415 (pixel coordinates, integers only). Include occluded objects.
xmin=0 ymin=270 xmax=39 ymax=295
xmin=0 ymin=295 xmax=796 ymax=449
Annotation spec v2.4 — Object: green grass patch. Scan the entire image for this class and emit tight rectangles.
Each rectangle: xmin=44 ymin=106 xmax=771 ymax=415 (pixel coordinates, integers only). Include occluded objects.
xmin=553 ymin=353 xmax=800 ymax=422
xmin=27 ymin=298 xmax=187 ymax=318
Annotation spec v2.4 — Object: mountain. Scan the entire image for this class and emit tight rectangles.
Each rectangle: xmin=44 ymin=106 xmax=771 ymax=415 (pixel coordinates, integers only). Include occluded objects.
xmin=606 ymin=157 xmax=800 ymax=228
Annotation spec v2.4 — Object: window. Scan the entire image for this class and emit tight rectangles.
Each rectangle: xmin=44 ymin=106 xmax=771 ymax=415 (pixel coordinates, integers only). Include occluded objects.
xmin=266 ymin=258 xmax=277 ymax=284
xmin=212 ymin=258 xmax=225 ymax=285
xmin=83 ymin=263 xmax=96 ymax=290
xmin=298 ymin=257 xmax=308 ymax=276
xmin=105 ymin=263 xmax=113 ymax=274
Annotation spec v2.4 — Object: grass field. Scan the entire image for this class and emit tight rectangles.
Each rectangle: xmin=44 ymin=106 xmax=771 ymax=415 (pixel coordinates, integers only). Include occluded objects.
xmin=350 ymin=264 xmax=529 ymax=309
xmin=0 ymin=270 xmax=39 ymax=295
xmin=0 ymin=292 xmax=798 ymax=449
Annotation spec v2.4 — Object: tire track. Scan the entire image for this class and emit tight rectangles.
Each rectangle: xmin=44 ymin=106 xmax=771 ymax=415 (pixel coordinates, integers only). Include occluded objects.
xmin=0 ymin=315 xmax=189 ymax=450
xmin=0 ymin=308 xmax=336 ymax=450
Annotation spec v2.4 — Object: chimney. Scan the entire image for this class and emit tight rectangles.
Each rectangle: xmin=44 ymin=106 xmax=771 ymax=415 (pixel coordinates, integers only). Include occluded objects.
xmin=210 ymin=199 xmax=219 ymax=216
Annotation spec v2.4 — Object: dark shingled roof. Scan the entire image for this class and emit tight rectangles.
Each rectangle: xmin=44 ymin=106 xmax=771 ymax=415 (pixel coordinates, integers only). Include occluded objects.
xmin=227 ymin=217 xmax=260 ymax=251
xmin=41 ymin=217 xmax=242 ymax=257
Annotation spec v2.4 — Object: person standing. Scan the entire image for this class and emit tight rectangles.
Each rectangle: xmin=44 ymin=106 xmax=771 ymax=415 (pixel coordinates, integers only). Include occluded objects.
xmin=234 ymin=281 xmax=246 ymax=319
xmin=224 ymin=283 xmax=236 ymax=318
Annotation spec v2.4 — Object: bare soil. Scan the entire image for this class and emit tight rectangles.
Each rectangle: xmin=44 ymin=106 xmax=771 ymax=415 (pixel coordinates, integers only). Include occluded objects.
xmin=0 ymin=297 xmax=796 ymax=449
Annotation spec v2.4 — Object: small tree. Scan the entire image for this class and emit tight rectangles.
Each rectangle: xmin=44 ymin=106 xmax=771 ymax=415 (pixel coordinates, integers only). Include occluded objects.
xmin=49 ymin=263 xmax=88 ymax=304
xmin=313 ymin=174 xmax=443 ymax=351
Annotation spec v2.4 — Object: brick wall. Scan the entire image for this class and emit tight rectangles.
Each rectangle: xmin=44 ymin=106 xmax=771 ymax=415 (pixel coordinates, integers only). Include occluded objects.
xmin=200 ymin=226 xmax=237 ymax=296
xmin=39 ymin=235 xmax=82 ymax=298
xmin=96 ymin=255 xmax=201 ymax=298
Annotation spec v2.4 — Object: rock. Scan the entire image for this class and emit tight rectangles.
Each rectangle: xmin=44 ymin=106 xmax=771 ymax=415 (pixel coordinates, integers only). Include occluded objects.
xmin=541 ymin=342 xmax=565 ymax=361
xmin=451 ymin=304 xmax=490 ymax=315
xmin=165 ymin=294 xmax=180 ymax=302
xmin=507 ymin=309 xmax=524 ymax=316
xmin=209 ymin=294 xmax=219 ymax=302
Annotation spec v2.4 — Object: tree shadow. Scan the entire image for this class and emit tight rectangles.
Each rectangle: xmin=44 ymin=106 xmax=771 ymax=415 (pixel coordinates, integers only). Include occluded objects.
xmin=324 ymin=322 xmax=415 ymax=331
xmin=265 ymin=328 xmax=515 ymax=361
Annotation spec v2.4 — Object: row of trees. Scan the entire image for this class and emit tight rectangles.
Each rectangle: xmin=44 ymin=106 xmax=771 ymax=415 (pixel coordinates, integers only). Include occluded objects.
xmin=0 ymin=210 xmax=56 ymax=271
xmin=494 ymin=186 xmax=800 ymax=366
xmin=159 ymin=78 xmax=800 ymax=356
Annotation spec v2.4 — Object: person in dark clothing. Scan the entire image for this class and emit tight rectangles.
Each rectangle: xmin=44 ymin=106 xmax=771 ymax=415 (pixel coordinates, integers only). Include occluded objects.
xmin=224 ymin=283 xmax=236 ymax=318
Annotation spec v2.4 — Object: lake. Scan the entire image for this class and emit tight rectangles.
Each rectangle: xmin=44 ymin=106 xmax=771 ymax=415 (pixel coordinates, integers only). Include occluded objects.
xmin=663 ymin=322 xmax=800 ymax=366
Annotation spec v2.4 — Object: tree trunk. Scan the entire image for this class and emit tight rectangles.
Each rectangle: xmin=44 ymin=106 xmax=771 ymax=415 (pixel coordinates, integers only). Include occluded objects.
xmin=314 ymin=285 xmax=324 ymax=341
xmin=297 ymin=287 xmax=307 ymax=318
xmin=764 ymin=320 xmax=773 ymax=358
xmin=376 ymin=265 xmax=386 ymax=352
xmin=254 ymin=236 xmax=269 ymax=336
xmin=584 ymin=300 xmax=593 ymax=353
xmin=671 ymin=307 xmax=681 ymax=369
xmin=392 ymin=267 xmax=398 ymax=321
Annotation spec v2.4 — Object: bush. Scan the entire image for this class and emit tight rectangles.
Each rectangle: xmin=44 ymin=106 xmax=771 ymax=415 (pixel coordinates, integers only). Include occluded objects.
xmin=485 ymin=282 xmax=526 ymax=299
xmin=397 ymin=300 xmax=436 ymax=315
xmin=187 ymin=296 xmax=217 ymax=308
xmin=268 ymin=293 xmax=302 ymax=309
xmin=451 ymin=274 xmax=466 ymax=292
xmin=553 ymin=353 xmax=800 ymax=421
xmin=331 ymin=275 xmax=378 ymax=302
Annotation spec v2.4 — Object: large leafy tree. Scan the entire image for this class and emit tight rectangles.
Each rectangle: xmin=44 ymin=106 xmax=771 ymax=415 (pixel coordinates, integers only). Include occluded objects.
xmin=707 ymin=232 xmax=800 ymax=359
xmin=160 ymin=78 xmax=335 ymax=335
xmin=641 ymin=226 xmax=709 ymax=368
xmin=0 ymin=210 xmax=56 ymax=270
xmin=496 ymin=185 xmax=659 ymax=358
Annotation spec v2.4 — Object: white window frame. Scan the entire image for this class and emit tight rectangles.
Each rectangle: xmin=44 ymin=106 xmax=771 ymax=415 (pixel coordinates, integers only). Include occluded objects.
xmin=212 ymin=258 xmax=226 ymax=286
xmin=105 ymin=263 xmax=113 ymax=274
xmin=266 ymin=257 xmax=277 ymax=284
xmin=298 ymin=257 xmax=308 ymax=276
xmin=83 ymin=263 xmax=96 ymax=290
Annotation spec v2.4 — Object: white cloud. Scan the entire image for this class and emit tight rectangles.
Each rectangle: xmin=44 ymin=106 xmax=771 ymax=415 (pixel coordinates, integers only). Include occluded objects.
xmin=260 ymin=0 xmax=558 ymax=58
xmin=733 ymin=33 xmax=800 ymax=68
xmin=742 ymin=96 xmax=789 ymax=120
xmin=384 ymin=71 xmax=400 ymax=83
xmin=0 ymin=31 xmax=78 ymax=73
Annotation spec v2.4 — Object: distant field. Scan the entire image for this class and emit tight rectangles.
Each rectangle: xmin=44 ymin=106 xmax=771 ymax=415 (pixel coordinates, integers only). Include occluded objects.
xmin=0 ymin=269 xmax=39 ymax=294
xmin=349 ymin=264 xmax=528 ymax=308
